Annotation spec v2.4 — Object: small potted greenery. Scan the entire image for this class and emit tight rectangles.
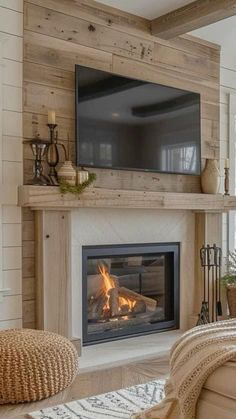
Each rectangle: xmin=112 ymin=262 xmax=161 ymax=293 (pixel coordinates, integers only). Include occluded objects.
xmin=221 ymin=250 xmax=236 ymax=317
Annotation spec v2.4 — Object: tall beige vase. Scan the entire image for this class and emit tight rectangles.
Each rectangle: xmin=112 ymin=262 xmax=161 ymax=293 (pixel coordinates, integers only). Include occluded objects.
xmin=201 ymin=159 xmax=220 ymax=194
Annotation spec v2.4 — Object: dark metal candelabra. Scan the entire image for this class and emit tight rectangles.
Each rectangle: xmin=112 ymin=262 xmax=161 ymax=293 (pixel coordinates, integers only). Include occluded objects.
xmin=46 ymin=123 xmax=67 ymax=185
xmin=197 ymin=244 xmax=222 ymax=325
xmin=24 ymin=137 xmax=49 ymax=186
xmin=224 ymin=167 xmax=230 ymax=196
xmin=46 ymin=123 xmax=59 ymax=185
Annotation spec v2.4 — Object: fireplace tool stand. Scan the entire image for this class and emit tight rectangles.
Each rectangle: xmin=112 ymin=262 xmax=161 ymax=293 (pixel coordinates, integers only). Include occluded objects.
xmin=197 ymin=244 xmax=222 ymax=325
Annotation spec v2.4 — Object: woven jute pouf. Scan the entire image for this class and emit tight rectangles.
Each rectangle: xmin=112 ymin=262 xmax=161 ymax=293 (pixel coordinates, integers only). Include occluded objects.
xmin=0 ymin=329 xmax=79 ymax=404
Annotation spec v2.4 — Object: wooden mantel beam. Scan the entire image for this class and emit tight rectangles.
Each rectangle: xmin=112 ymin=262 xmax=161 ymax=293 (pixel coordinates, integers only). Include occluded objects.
xmin=151 ymin=0 xmax=236 ymax=39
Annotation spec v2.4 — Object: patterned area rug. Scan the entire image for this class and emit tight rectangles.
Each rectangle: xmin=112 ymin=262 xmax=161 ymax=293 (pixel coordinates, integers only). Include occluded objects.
xmin=29 ymin=379 xmax=165 ymax=419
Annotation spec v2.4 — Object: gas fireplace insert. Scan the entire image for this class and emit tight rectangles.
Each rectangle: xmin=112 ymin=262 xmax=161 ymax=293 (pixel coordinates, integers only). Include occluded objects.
xmin=82 ymin=243 xmax=180 ymax=345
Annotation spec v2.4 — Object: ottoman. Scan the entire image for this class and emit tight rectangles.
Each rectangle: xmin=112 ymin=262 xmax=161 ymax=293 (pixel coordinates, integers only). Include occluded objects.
xmin=0 ymin=329 xmax=79 ymax=404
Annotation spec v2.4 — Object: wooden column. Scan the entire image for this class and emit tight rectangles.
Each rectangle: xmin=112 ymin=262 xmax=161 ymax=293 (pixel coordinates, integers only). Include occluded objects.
xmin=35 ymin=210 xmax=72 ymax=337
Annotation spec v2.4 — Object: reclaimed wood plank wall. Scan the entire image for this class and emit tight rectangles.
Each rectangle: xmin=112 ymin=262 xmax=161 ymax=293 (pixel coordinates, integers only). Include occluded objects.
xmin=23 ymin=0 xmax=220 ymax=327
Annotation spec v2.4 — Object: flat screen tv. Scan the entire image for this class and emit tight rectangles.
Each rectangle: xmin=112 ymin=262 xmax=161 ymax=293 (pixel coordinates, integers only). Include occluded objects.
xmin=75 ymin=65 xmax=201 ymax=175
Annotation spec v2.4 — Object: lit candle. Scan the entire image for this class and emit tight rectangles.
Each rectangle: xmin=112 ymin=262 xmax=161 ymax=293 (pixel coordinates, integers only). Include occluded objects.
xmin=48 ymin=110 xmax=56 ymax=125
xmin=225 ymin=158 xmax=229 ymax=169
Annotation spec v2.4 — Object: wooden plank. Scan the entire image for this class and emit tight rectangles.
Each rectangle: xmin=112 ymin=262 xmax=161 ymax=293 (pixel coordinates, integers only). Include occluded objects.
xmin=22 ymin=299 xmax=35 ymax=325
xmin=172 ymin=34 xmax=220 ymax=62
xmin=22 ymin=256 xmax=34 ymax=278
xmin=35 ymin=211 xmax=43 ymax=330
xmin=24 ymin=31 xmax=112 ymax=73
xmin=24 ymin=32 xmax=219 ymax=93
xmin=201 ymin=102 xmax=219 ymax=122
xmin=23 ymin=240 xmax=35 ymax=258
xmin=25 ymin=0 xmax=150 ymax=40
xmin=25 ymin=0 xmax=221 ymax=57
xmin=24 ymin=82 xmax=74 ymax=119
xmin=24 ymin=31 xmax=219 ymax=92
xmin=35 ymin=210 xmax=71 ymax=337
xmin=201 ymin=136 xmax=220 ymax=159
xmin=22 ymin=219 xmax=34 ymax=241
xmin=91 ymin=168 xmax=201 ymax=193
xmin=154 ymin=42 xmax=219 ymax=80
xmin=151 ymin=0 xmax=236 ymax=40
xmin=22 ymin=276 xmax=35 ymax=301
xmin=22 ymin=157 xmax=201 ymax=194
xmin=223 ymin=195 xmax=236 ymax=210
xmin=18 ymin=185 xmax=227 ymax=211
xmin=24 ymin=3 xmax=154 ymax=65
xmin=24 ymin=61 xmax=74 ymax=91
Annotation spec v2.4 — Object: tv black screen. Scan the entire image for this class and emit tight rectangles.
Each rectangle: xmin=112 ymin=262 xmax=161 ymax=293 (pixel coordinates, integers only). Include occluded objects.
xmin=75 ymin=65 xmax=201 ymax=175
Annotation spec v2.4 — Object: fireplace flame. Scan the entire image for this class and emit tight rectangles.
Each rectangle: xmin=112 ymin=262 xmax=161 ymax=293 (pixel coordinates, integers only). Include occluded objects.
xmin=98 ymin=263 xmax=116 ymax=293
xmin=98 ymin=263 xmax=136 ymax=315
xmin=119 ymin=296 xmax=136 ymax=311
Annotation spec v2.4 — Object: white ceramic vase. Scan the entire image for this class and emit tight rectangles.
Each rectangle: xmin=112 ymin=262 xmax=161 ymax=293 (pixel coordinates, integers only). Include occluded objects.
xmin=57 ymin=160 xmax=76 ymax=186
xmin=201 ymin=159 xmax=220 ymax=194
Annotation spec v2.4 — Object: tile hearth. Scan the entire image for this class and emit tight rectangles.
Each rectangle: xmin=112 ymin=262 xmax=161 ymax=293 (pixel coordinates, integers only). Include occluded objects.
xmin=79 ymin=330 xmax=182 ymax=372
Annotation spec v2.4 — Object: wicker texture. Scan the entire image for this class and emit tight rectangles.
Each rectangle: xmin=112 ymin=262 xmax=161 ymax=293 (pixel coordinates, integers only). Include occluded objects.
xmin=227 ymin=285 xmax=236 ymax=317
xmin=0 ymin=329 xmax=79 ymax=405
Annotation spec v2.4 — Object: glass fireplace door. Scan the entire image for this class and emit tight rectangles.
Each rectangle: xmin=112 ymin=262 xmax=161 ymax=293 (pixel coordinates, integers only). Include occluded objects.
xmin=82 ymin=243 xmax=180 ymax=345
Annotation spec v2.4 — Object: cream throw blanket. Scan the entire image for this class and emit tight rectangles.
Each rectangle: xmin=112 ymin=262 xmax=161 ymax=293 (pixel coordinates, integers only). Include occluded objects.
xmin=132 ymin=319 xmax=236 ymax=419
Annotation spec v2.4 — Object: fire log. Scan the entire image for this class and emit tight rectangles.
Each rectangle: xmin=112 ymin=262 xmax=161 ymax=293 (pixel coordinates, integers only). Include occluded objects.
xmin=120 ymin=304 xmax=129 ymax=315
xmin=108 ymin=287 xmax=120 ymax=317
xmin=88 ymin=292 xmax=108 ymax=320
xmin=132 ymin=299 xmax=146 ymax=314
xmin=119 ymin=287 xmax=157 ymax=312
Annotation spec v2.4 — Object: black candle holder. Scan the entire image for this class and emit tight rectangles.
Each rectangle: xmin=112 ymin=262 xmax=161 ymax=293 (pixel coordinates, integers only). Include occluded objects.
xmin=46 ymin=123 xmax=67 ymax=185
xmin=24 ymin=138 xmax=49 ymax=186
xmin=46 ymin=124 xmax=59 ymax=185
xmin=224 ymin=167 xmax=230 ymax=196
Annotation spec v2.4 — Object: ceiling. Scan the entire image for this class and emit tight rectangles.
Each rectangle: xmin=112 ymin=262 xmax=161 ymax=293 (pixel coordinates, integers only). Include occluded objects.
xmin=96 ymin=0 xmax=236 ymax=71
xmin=95 ymin=0 xmax=193 ymax=19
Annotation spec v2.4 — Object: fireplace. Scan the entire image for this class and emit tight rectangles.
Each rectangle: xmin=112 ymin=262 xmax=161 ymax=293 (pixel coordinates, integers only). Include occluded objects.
xmin=82 ymin=243 xmax=180 ymax=345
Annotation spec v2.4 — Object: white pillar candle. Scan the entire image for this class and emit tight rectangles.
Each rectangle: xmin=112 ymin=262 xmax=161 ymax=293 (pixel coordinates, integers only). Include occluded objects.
xmin=225 ymin=158 xmax=229 ymax=169
xmin=48 ymin=110 xmax=56 ymax=125
xmin=77 ymin=169 xmax=89 ymax=184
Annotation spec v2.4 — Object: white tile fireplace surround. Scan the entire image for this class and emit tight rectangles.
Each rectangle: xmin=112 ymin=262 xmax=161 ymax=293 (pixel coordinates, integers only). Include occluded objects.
xmin=71 ymin=207 xmax=195 ymax=346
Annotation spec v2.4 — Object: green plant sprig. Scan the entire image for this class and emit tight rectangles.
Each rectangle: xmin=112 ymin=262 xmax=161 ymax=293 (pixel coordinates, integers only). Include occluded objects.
xmin=221 ymin=250 xmax=236 ymax=286
xmin=59 ymin=173 xmax=96 ymax=196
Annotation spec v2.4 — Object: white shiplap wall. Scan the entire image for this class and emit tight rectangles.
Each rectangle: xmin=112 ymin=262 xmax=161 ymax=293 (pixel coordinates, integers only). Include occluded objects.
xmin=0 ymin=0 xmax=23 ymax=329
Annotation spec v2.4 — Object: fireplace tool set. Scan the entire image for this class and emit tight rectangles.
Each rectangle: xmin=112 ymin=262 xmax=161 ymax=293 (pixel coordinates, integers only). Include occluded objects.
xmin=197 ymin=244 xmax=222 ymax=325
